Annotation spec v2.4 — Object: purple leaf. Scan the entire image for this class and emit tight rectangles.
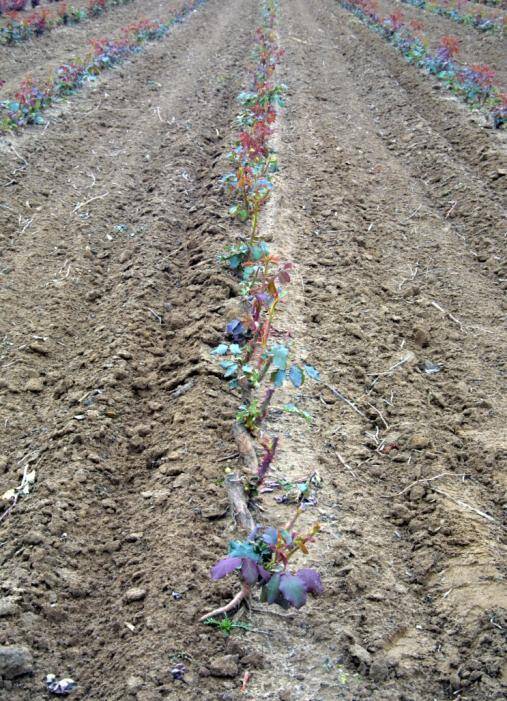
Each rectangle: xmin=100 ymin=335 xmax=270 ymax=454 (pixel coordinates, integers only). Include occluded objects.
xmin=211 ymin=557 xmax=242 ymax=580
xmin=241 ymin=558 xmax=259 ymax=584
xmin=262 ymin=527 xmax=278 ymax=546
xmin=247 ymin=524 xmax=261 ymax=541
xmin=257 ymin=292 xmax=273 ymax=307
xmin=296 ymin=568 xmax=323 ymax=595
xmin=279 ymin=573 xmax=307 ymax=609
xmin=257 ymin=565 xmax=271 ymax=583
xmin=226 ymin=319 xmax=246 ymax=341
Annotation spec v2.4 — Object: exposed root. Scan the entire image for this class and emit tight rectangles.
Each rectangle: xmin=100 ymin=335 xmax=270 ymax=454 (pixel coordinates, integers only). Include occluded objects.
xmin=200 ymin=582 xmax=250 ymax=621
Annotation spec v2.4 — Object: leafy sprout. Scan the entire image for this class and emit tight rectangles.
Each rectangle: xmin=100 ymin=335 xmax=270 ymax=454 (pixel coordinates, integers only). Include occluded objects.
xmin=203 ymin=616 xmax=252 ymax=636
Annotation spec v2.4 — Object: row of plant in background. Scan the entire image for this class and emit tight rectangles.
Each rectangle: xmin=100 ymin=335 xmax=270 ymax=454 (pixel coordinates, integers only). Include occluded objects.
xmin=340 ymin=0 xmax=506 ymax=127
xmin=398 ymin=0 xmax=505 ymax=34
xmin=0 ymin=0 xmax=135 ymax=45
xmin=204 ymin=0 xmax=323 ymax=621
xmin=0 ymin=1 xmax=206 ymax=132
xmin=1 ymin=0 xmax=71 ymax=15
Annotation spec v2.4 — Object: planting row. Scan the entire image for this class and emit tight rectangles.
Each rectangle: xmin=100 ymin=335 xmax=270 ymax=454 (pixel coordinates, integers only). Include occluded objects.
xmin=0 ymin=0 xmax=58 ymax=10
xmin=0 ymin=0 xmax=136 ymax=45
xmin=204 ymin=0 xmax=324 ymax=621
xmin=1 ymin=0 xmax=70 ymax=13
xmin=397 ymin=0 xmax=505 ymax=34
xmin=0 ymin=0 xmax=206 ymax=132
xmin=340 ymin=0 xmax=506 ymax=127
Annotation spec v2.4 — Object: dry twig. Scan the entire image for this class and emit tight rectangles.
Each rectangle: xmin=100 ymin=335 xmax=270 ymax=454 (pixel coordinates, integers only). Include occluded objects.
xmin=381 ymin=472 xmax=466 ymax=498
xmin=433 ymin=487 xmax=501 ymax=527
xmin=72 ymin=191 xmax=108 ymax=213
xmin=323 ymin=382 xmax=367 ymax=419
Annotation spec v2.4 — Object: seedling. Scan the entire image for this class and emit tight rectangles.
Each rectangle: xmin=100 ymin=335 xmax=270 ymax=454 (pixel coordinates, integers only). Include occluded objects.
xmin=201 ymin=521 xmax=323 ymax=620
xmin=203 ymin=616 xmax=252 ymax=636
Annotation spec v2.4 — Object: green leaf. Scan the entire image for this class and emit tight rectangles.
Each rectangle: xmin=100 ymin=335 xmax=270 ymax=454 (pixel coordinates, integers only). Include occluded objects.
xmin=211 ymin=343 xmax=228 ymax=356
xmin=264 ymin=572 xmax=281 ymax=604
xmin=250 ymin=241 xmax=270 ymax=260
xmin=303 ymin=364 xmax=320 ymax=381
xmin=272 ymin=368 xmax=286 ymax=388
xmin=289 ymin=365 xmax=304 ymax=388
xmin=228 ymin=540 xmax=259 ymax=562
xmin=283 ymin=403 xmax=313 ymax=425
xmin=224 ymin=364 xmax=238 ymax=378
xmin=272 ymin=344 xmax=289 ymax=370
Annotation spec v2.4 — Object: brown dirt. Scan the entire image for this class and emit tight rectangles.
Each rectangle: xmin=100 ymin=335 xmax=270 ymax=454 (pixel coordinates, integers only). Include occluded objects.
xmin=0 ymin=0 xmax=506 ymax=700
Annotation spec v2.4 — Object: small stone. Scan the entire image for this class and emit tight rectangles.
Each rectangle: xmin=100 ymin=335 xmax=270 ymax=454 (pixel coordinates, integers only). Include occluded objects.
xmin=201 ymin=502 xmax=228 ymax=520
xmin=409 ymin=434 xmax=431 ymax=450
xmin=132 ymin=377 xmax=151 ymax=390
xmin=390 ymin=503 xmax=411 ymax=524
xmin=101 ymin=540 xmax=121 ymax=554
xmin=0 ymin=645 xmax=33 ymax=679
xmin=449 ymin=672 xmax=461 ymax=690
xmin=159 ymin=464 xmax=183 ymax=477
xmin=409 ymin=484 xmax=426 ymax=501
xmin=208 ymin=654 xmax=239 ymax=678
xmin=0 ymin=597 xmax=19 ymax=617
xmin=125 ymin=532 xmax=143 ymax=543
xmin=240 ymin=652 xmax=265 ymax=669
xmin=345 ymin=323 xmax=363 ymax=339
xmin=118 ymin=349 xmax=132 ymax=360
xmin=135 ymin=424 xmax=151 ymax=437
xmin=279 ymin=691 xmax=292 ymax=701
xmin=22 ymin=531 xmax=45 ymax=545
xmin=413 ymin=326 xmax=430 ymax=348
xmin=369 ymin=656 xmax=391 ymax=682
xmin=29 ymin=341 xmax=49 ymax=355
xmin=126 ymin=675 xmax=144 ymax=692
xmin=24 ymin=377 xmax=44 ymax=392
xmin=147 ymin=401 xmax=163 ymax=412
xmin=349 ymin=643 xmax=371 ymax=673
xmin=145 ymin=447 xmax=167 ymax=468
xmin=172 ymin=473 xmax=189 ymax=489
xmin=124 ymin=587 xmax=147 ymax=603
xmin=85 ymin=290 xmax=101 ymax=302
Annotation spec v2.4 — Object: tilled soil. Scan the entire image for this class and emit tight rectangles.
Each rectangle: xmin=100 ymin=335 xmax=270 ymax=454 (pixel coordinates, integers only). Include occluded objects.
xmin=0 ymin=0 xmax=506 ymax=700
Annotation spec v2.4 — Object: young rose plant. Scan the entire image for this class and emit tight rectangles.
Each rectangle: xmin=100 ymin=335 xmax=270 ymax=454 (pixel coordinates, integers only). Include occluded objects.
xmin=201 ymin=522 xmax=323 ymax=620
